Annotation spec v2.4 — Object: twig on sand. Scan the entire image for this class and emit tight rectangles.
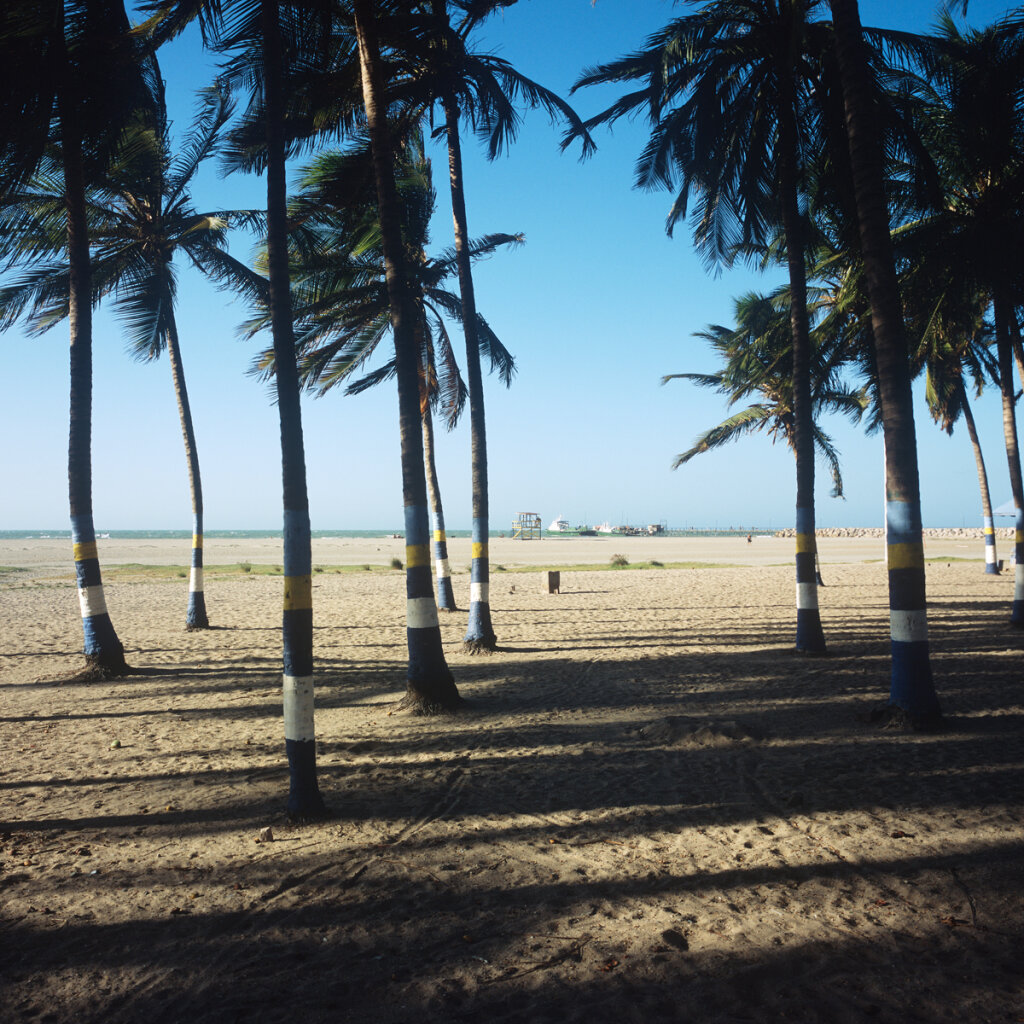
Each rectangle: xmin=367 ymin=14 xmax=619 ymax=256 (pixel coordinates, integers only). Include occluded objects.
xmin=483 ymin=934 xmax=592 ymax=984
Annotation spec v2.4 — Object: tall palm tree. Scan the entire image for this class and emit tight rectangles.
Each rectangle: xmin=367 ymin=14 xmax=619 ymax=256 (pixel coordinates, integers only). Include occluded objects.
xmin=352 ymin=0 xmax=461 ymax=712
xmin=576 ymin=0 xmax=839 ymax=652
xmin=0 ymin=0 xmax=156 ymax=678
xmin=0 ymin=82 xmax=260 ymax=630
xmin=910 ymin=12 xmax=1024 ymax=619
xmin=382 ymin=0 xmax=594 ymax=651
xmin=667 ymin=289 xmax=868 ymax=501
xmin=142 ymin=0 xmax=327 ymax=816
xmin=826 ymin=0 xmax=941 ymax=725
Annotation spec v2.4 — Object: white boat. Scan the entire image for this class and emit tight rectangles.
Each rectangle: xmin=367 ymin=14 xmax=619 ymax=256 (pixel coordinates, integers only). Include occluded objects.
xmin=595 ymin=522 xmax=613 ymax=534
xmin=547 ymin=515 xmax=572 ymax=533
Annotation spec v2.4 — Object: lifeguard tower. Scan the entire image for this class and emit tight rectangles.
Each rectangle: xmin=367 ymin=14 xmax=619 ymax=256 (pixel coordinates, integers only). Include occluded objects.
xmin=512 ymin=512 xmax=542 ymax=540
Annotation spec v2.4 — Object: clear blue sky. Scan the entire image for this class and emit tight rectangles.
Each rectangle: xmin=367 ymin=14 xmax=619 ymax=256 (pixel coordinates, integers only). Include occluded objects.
xmin=1 ymin=0 xmax=1018 ymax=531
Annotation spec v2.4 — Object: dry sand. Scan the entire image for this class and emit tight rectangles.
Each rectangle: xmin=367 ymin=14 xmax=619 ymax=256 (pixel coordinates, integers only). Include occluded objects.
xmin=1 ymin=535 xmax=1022 ymax=1023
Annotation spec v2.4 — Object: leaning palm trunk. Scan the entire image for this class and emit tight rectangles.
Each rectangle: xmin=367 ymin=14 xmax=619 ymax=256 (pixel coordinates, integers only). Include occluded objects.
xmin=992 ymin=287 xmax=1024 ymax=622
xmin=353 ymin=0 xmax=460 ymax=712
xmin=61 ymin=51 xmax=127 ymax=678
xmin=262 ymin=0 xmax=324 ymax=816
xmin=777 ymin=82 xmax=825 ymax=654
xmin=165 ymin=312 xmax=210 ymax=628
xmin=422 ymin=404 xmax=456 ymax=611
xmin=958 ymin=383 xmax=999 ymax=574
xmin=829 ymin=0 xmax=940 ymax=724
xmin=441 ymin=93 xmax=496 ymax=651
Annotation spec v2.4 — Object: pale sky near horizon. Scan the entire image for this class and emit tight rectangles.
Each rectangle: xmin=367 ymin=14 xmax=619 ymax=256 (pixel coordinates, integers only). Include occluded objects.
xmin=1 ymin=0 xmax=1019 ymax=532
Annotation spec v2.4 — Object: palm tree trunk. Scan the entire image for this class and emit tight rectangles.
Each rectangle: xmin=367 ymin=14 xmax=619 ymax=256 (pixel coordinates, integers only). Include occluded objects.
xmin=993 ymin=285 xmax=1024 ymax=622
xmin=262 ymin=0 xmax=324 ymax=816
xmin=777 ymin=79 xmax=825 ymax=654
xmin=828 ymin=0 xmax=940 ymax=724
xmin=165 ymin=311 xmax=209 ymax=628
xmin=958 ymin=382 xmax=999 ymax=574
xmin=353 ymin=0 xmax=460 ymax=712
xmin=440 ymin=90 xmax=496 ymax=652
xmin=422 ymin=403 xmax=456 ymax=611
xmin=60 ymin=25 xmax=126 ymax=678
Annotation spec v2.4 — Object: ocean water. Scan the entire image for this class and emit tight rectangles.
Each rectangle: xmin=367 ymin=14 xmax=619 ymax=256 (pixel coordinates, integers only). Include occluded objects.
xmin=1 ymin=527 xmax=772 ymax=540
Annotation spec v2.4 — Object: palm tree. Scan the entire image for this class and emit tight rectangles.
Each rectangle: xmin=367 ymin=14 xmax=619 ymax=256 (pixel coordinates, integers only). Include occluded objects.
xmin=909 ymin=12 xmax=1024 ymax=620
xmin=142 ymin=0 xmax=327 ymax=816
xmin=826 ymin=0 xmax=941 ymax=725
xmin=381 ymin=0 xmax=594 ymax=651
xmin=0 ymin=82 xmax=260 ymax=630
xmin=352 ymin=0 xmax=461 ymax=712
xmin=0 ymin=1 xmax=157 ymax=678
xmin=667 ymin=289 xmax=868 ymax=502
xmin=576 ymin=0 xmax=841 ymax=652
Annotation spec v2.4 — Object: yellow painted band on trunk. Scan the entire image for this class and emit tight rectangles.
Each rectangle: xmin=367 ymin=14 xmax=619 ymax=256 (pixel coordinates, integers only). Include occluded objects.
xmin=192 ymin=534 xmax=203 ymax=549
xmin=406 ymin=543 xmax=430 ymax=569
xmin=73 ymin=541 xmax=98 ymax=562
xmin=887 ymin=542 xmax=925 ymax=571
xmin=984 ymin=526 xmax=994 ymax=536
xmin=795 ymin=533 xmax=815 ymax=554
xmin=472 ymin=542 xmax=488 ymax=560
xmin=1017 ymin=530 xmax=1024 ymax=544
xmin=433 ymin=530 xmax=446 ymax=542
xmin=283 ymin=575 xmax=312 ymax=611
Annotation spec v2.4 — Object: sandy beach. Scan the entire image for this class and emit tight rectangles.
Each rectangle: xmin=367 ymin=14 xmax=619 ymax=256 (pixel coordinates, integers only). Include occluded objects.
xmin=1 ymin=535 xmax=1022 ymax=1023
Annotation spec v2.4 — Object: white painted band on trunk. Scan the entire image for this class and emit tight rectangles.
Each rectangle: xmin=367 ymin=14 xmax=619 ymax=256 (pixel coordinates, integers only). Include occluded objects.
xmin=283 ymin=674 xmax=315 ymax=742
xmin=470 ymin=582 xmax=489 ymax=605
xmin=78 ymin=585 xmax=108 ymax=619
xmin=407 ymin=596 xmax=439 ymax=630
xmin=1016 ymin=564 xmax=1024 ymax=601
xmin=189 ymin=566 xmax=204 ymax=593
xmin=435 ymin=557 xmax=451 ymax=581
xmin=986 ymin=547 xmax=997 ymax=564
xmin=796 ymin=582 xmax=818 ymax=610
xmin=890 ymin=609 xmax=928 ymax=644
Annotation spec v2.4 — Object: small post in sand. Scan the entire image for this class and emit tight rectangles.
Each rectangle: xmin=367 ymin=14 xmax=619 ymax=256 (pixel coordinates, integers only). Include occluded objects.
xmin=546 ymin=570 xmax=560 ymax=594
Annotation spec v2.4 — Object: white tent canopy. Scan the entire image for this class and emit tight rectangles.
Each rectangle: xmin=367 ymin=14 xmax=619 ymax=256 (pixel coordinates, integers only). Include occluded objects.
xmin=993 ymin=499 xmax=1018 ymax=517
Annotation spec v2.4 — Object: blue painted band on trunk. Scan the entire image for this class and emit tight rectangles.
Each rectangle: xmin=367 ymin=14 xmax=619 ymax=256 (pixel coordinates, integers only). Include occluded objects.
xmin=404 ymin=504 xmax=430 ymax=548
xmin=437 ymin=577 xmax=456 ymax=610
xmin=984 ymin=531 xmax=996 ymax=546
xmin=465 ymin=601 xmax=495 ymax=644
xmin=472 ymin=518 xmax=487 ymax=544
xmin=795 ymin=551 xmax=816 ymax=582
xmin=283 ymin=508 xmax=312 ymax=576
xmin=406 ymin=563 xmax=434 ymax=601
xmin=470 ymin=557 xmax=489 ymax=584
xmin=795 ymin=507 xmax=814 ymax=536
xmin=434 ymin=540 xmax=449 ymax=561
xmin=194 ymin=512 xmax=203 ymax=535
xmin=191 ymin=547 xmax=203 ymax=569
xmin=795 ymin=607 xmax=825 ymax=651
xmin=887 ymin=567 xmax=927 ymax=611
xmin=985 ymin=562 xmax=1000 ymax=574
xmin=885 ymin=500 xmax=922 ymax=545
xmin=282 ymin=608 xmax=314 ymax=678
xmin=81 ymin=612 xmax=118 ymax=657
xmin=1012 ymin=599 xmax=1024 ymax=623
xmin=889 ymin=638 xmax=939 ymax=716
xmin=406 ymin=624 xmax=451 ymax=683
xmin=75 ymin=558 xmax=102 ymax=589
xmin=70 ymin=515 xmax=95 ymax=545
xmin=186 ymin=591 xmax=208 ymax=627
xmin=284 ymin=737 xmax=322 ymax=817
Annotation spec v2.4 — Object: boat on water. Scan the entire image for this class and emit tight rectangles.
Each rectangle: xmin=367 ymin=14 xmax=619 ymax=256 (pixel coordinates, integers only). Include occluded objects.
xmin=547 ymin=516 xmax=596 ymax=536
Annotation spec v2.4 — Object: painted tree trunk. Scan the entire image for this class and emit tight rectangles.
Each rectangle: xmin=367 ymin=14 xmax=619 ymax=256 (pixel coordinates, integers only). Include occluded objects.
xmin=993 ymin=288 xmax=1024 ymax=623
xmin=422 ymin=405 xmax=456 ymax=611
xmin=958 ymin=384 xmax=999 ymax=574
xmin=353 ymin=0 xmax=459 ymax=712
xmin=828 ymin=0 xmax=940 ymax=724
xmin=777 ymin=77 xmax=825 ymax=654
xmin=165 ymin=313 xmax=209 ymax=628
xmin=263 ymin=0 xmax=324 ymax=816
xmin=440 ymin=94 xmax=496 ymax=651
xmin=61 ymin=47 xmax=126 ymax=677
